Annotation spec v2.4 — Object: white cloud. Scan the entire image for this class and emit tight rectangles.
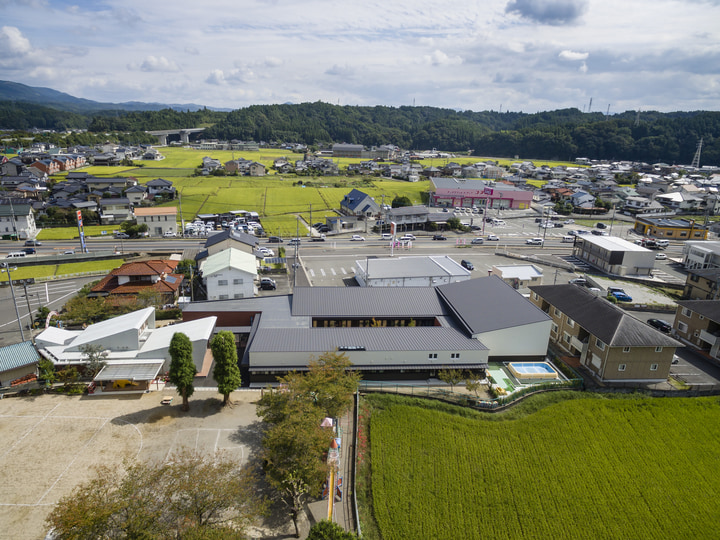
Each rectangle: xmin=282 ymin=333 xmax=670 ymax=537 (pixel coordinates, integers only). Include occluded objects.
xmin=559 ymin=49 xmax=589 ymax=61
xmin=205 ymin=69 xmax=226 ymax=86
xmin=579 ymin=61 xmax=588 ymax=73
xmin=0 ymin=26 xmax=32 ymax=55
xmin=137 ymin=56 xmax=180 ymax=73
xmin=424 ymin=50 xmax=462 ymax=66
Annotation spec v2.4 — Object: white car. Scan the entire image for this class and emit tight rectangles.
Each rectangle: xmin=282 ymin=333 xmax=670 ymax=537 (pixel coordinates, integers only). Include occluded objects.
xmin=526 ymin=238 xmax=544 ymax=245
xmin=163 ymin=231 xmax=176 ymax=237
xmin=655 ymin=253 xmax=667 ymax=260
xmin=564 ymin=219 xmax=575 ymax=224
xmin=350 ymin=235 xmax=365 ymax=241
xmin=487 ymin=234 xmax=499 ymax=241
xmin=402 ymin=234 xmax=416 ymax=240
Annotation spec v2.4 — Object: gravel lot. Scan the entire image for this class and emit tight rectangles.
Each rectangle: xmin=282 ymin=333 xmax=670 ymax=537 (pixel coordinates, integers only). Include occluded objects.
xmin=0 ymin=389 xmax=268 ymax=540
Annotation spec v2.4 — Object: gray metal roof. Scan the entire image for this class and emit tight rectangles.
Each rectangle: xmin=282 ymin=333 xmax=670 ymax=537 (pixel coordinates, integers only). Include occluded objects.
xmin=676 ymin=300 xmax=720 ymax=322
xmin=437 ymin=276 xmax=551 ymax=334
xmin=249 ymin=326 xmax=488 ymax=353
xmin=0 ymin=341 xmax=39 ymax=373
xmin=531 ymin=285 xmax=682 ymax=347
xmin=431 ymin=177 xmax=524 ymax=192
xmin=205 ymin=229 xmax=259 ymax=249
xmin=355 ymin=256 xmax=469 ymax=280
xmin=291 ymin=286 xmax=446 ymax=317
xmin=182 ymin=295 xmax=310 ymax=329
xmin=94 ymin=361 xmax=164 ymax=381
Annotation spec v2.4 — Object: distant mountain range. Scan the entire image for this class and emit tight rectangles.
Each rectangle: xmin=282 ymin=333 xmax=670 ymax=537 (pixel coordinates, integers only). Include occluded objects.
xmin=0 ymin=80 xmax=231 ymax=113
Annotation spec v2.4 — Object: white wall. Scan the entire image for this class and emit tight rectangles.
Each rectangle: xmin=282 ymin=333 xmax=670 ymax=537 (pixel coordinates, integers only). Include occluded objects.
xmin=473 ymin=320 xmax=551 ymax=357
xmin=206 ymin=269 xmax=256 ymax=300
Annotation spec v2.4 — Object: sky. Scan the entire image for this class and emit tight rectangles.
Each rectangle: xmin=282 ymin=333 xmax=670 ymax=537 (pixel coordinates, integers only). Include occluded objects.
xmin=0 ymin=0 xmax=719 ymax=113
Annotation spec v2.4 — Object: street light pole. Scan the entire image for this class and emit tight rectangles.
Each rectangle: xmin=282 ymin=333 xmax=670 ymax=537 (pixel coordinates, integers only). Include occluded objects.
xmin=1 ymin=263 xmax=25 ymax=342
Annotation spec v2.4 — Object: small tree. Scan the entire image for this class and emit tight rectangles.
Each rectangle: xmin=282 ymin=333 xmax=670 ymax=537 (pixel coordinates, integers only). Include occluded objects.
xmin=38 ymin=357 xmax=56 ymax=385
xmin=465 ymin=377 xmax=483 ymax=398
xmin=391 ymin=195 xmax=412 ymax=208
xmin=308 ymin=520 xmax=361 ymax=540
xmin=168 ymin=332 xmax=196 ymax=411
xmin=211 ymin=330 xmax=242 ymax=406
xmin=79 ymin=343 xmax=108 ymax=378
xmin=438 ymin=368 xmax=464 ymax=391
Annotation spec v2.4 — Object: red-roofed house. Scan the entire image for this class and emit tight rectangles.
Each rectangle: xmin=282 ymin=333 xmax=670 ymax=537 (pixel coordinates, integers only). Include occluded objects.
xmin=89 ymin=260 xmax=184 ymax=304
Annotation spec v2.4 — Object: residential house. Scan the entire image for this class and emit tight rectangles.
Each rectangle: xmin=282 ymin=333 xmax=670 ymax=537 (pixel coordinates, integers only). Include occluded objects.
xmin=682 ymin=241 xmax=720 ymax=270
xmin=28 ymin=159 xmax=60 ymax=176
xmin=340 ymin=189 xmax=380 ymax=217
xmin=530 ymin=285 xmax=681 ymax=383
xmin=197 ymin=229 xmax=259 ymax=263
xmin=0 ymin=341 xmax=39 ymax=388
xmin=385 ymin=205 xmax=430 ymax=231
xmin=35 ymin=307 xmax=217 ymax=391
xmin=134 ymin=206 xmax=178 ymax=236
xmin=570 ymin=190 xmax=596 ymax=210
xmin=124 ymin=184 xmax=148 ymax=205
xmin=86 ymin=176 xmax=136 ymax=192
xmin=683 ymin=268 xmax=720 ymax=300
xmin=145 ymin=178 xmax=175 ymax=198
xmin=491 ymin=265 xmax=543 ymax=290
xmin=200 ymin=248 xmax=258 ymax=300
xmin=673 ymin=300 xmax=720 ymax=360
xmin=0 ymin=199 xmax=36 ymax=239
xmin=89 ymin=260 xmax=184 ymax=305
xmin=98 ymin=198 xmax=133 ymax=224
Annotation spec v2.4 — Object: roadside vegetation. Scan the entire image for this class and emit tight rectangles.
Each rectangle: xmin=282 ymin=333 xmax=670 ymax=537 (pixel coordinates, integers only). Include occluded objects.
xmin=359 ymin=392 xmax=720 ymax=540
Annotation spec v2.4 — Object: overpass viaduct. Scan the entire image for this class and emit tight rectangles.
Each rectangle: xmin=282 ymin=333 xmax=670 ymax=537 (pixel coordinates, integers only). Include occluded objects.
xmin=147 ymin=128 xmax=206 ymax=145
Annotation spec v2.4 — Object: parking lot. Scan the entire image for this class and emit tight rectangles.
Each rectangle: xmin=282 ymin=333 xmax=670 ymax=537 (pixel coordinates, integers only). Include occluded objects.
xmin=0 ymin=390 xmax=263 ymax=540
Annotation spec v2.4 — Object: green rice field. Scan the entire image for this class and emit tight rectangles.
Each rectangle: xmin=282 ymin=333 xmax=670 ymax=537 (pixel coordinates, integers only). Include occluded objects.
xmin=0 ymin=259 xmax=122 ymax=282
xmin=363 ymin=393 xmax=720 ymax=540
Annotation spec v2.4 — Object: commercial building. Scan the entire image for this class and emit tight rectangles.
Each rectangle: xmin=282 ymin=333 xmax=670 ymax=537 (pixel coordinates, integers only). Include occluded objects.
xmin=633 ymin=216 xmax=708 ymax=241
xmin=682 ymin=241 xmax=720 ymax=270
xmin=572 ymin=235 xmax=655 ymax=277
xmin=429 ymin=178 xmax=533 ymax=210
xmin=133 ymin=206 xmax=178 ymax=237
xmin=490 ymin=265 xmax=543 ymax=290
xmin=182 ymin=276 xmax=552 ymax=384
xmin=530 ymin=285 xmax=681 ymax=383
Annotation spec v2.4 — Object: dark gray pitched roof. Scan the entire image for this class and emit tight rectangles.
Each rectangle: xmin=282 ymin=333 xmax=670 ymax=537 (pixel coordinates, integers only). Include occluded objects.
xmin=437 ymin=276 xmax=551 ymax=334
xmin=531 ymin=285 xmax=681 ymax=347
xmin=291 ymin=286 xmax=446 ymax=318
xmin=204 ymin=229 xmax=259 ymax=249
xmin=676 ymin=300 xmax=720 ymax=322
xmin=250 ymin=326 xmax=488 ymax=353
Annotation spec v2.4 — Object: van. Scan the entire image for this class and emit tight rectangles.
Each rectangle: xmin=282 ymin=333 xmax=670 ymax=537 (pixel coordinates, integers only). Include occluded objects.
xmin=561 ymin=235 xmax=575 ymax=243
xmin=6 ymin=251 xmax=26 ymax=258
xmin=656 ymin=239 xmax=669 ymax=248
xmin=491 ymin=219 xmax=506 ymax=226
xmin=381 ymin=233 xmax=393 ymax=240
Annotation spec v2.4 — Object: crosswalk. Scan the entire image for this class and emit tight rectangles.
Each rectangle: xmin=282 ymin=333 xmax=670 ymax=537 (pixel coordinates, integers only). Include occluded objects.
xmin=308 ymin=267 xmax=352 ymax=278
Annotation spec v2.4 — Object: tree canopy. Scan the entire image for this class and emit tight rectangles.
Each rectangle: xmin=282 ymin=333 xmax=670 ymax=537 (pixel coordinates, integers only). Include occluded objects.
xmin=211 ymin=330 xmax=242 ymax=405
xmin=45 ymin=450 xmax=265 ymax=539
xmin=168 ymin=332 xmax=196 ymax=411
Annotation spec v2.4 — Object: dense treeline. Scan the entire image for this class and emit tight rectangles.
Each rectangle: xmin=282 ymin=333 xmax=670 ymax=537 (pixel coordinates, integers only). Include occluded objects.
xmin=2 ymin=99 xmax=719 ymax=164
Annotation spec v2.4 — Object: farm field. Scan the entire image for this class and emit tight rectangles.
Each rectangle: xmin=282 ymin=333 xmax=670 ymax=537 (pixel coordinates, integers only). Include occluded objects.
xmin=0 ymin=259 xmax=122 ymax=282
xmin=363 ymin=393 xmax=720 ymax=540
xmin=42 ymin=147 xmax=577 ymax=234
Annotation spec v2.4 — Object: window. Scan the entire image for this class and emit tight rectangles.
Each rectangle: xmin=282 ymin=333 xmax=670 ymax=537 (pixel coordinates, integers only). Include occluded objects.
xmin=554 ymin=308 xmax=560 ymax=317
xmin=563 ymin=332 xmax=571 ymax=344
xmin=618 ymin=364 xmax=626 ymax=372
xmin=450 ymin=353 xmax=460 ymax=359
xmin=233 ymin=278 xmax=243 ymax=285
xmin=218 ymin=279 xmax=228 ymax=286
xmin=650 ymin=364 xmax=658 ymax=371
xmin=623 ymin=346 xmax=630 ymax=353
xmin=678 ymin=322 xmax=688 ymax=332
xmin=551 ymin=323 xmax=558 ymax=334
xmin=682 ymin=308 xmax=691 ymax=317
xmin=566 ymin=317 xmax=575 ymax=328
xmin=219 ymin=294 xmax=228 ymax=300
xmin=596 ymin=338 xmax=605 ymax=351
xmin=532 ymin=292 xmax=538 ymax=301
xmin=428 ymin=353 xmax=437 ymax=359
xmin=234 ymin=293 xmax=244 ymax=299
xmin=655 ymin=347 xmax=663 ymax=353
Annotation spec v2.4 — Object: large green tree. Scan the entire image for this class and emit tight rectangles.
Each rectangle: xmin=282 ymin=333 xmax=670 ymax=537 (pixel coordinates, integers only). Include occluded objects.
xmin=211 ymin=330 xmax=242 ymax=406
xmin=307 ymin=520 xmax=360 ymax=540
xmin=45 ymin=450 xmax=264 ymax=539
xmin=168 ymin=332 xmax=196 ymax=411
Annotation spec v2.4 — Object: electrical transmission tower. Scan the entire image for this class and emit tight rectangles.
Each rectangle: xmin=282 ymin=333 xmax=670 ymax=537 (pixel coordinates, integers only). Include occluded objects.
xmin=691 ymin=137 xmax=703 ymax=169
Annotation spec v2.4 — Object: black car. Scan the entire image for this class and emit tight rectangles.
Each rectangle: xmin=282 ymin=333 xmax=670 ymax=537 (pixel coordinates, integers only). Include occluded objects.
xmin=596 ymin=222 xmax=607 ymax=229
xmin=268 ymin=236 xmax=283 ymax=243
xmin=647 ymin=318 xmax=672 ymax=333
xmin=21 ymin=247 xmax=36 ymax=254
xmin=461 ymin=260 xmax=474 ymax=270
xmin=432 ymin=234 xmax=447 ymax=240
xmin=260 ymin=278 xmax=277 ymax=290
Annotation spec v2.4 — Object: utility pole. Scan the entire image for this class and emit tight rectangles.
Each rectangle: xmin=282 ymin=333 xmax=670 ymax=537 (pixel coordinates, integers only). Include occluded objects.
xmin=1 ymin=263 xmax=25 ymax=342
xmin=21 ymin=281 xmax=35 ymax=343
xmin=178 ymin=192 xmax=185 ymax=236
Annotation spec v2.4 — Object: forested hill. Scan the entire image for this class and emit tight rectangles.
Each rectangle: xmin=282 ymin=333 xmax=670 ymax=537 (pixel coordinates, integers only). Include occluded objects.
xmin=2 ymin=98 xmax=719 ymax=164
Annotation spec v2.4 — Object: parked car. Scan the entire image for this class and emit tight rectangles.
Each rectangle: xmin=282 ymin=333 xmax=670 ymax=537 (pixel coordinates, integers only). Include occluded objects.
xmin=114 ymin=232 xmax=130 ymax=239
xmin=268 ymin=236 xmax=283 ymax=243
xmin=317 ymin=225 xmax=330 ymax=233
xmin=526 ymin=238 xmax=544 ymax=245
xmin=461 ymin=259 xmax=474 ymax=271
xmin=610 ymin=291 xmax=632 ymax=302
xmin=569 ymin=277 xmax=587 ymax=286
xmin=607 ymin=286 xmax=627 ymax=295
xmin=259 ymin=277 xmax=276 ymax=290
xmin=471 ymin=237 xmax=484 ymax=245
xmin=655 ymin=253 xmax=667 ymax=260
xmin=432 ymin=234 xmax=447 ymax=241
xmin=163 ymin=231 xmax=176 ymax=237
xmin=24 ymin=240 xmax=42 ymax=246
xmin=647 ymin=318 xmax=672 ymax=333
xmin=487 ymin=234 xmax=499 ymax=241
xmin=350 ymin=235 xmax=365 ymax=241
xmin=591 ymin=229 xmax=603 ymax=235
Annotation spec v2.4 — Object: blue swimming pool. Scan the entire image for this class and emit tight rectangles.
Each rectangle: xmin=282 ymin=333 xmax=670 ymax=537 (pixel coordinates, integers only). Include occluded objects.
xmin=507 ymin=362 xmax=559 ymax=379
